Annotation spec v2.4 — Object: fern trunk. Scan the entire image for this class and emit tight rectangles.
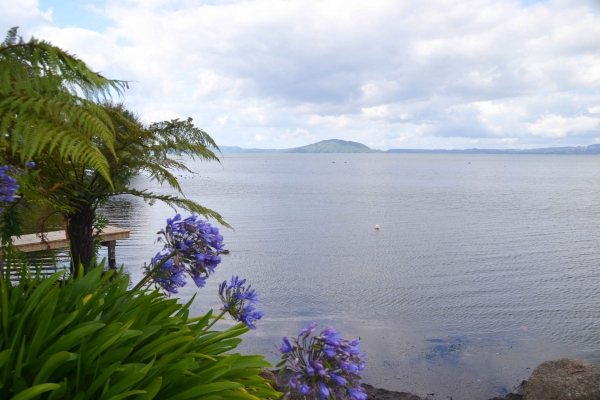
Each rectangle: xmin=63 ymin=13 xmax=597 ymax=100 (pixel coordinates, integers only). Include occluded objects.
xmin=65 ymin=205 xmax=95 ymax=276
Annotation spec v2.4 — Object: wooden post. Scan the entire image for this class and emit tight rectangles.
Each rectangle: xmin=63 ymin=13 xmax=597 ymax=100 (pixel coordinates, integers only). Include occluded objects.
xmin=107 ymin=240 xmax=116 ymax=269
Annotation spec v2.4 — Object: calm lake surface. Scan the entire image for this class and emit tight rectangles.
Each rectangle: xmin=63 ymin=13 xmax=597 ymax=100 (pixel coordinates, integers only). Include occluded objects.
xmin=40 ymin=154 xmax=600 ymax=399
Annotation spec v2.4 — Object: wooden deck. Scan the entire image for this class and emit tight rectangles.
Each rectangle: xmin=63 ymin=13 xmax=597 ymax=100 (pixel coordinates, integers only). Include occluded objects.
xmin=12 ymin=225 xmax=130 ymax=253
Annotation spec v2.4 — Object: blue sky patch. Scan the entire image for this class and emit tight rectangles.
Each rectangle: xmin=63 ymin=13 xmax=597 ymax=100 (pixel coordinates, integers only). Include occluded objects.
xmin=40 ymin=0 xmax=112 ymax=32
xmin=521 ymin=0 xmax=548 ymax=5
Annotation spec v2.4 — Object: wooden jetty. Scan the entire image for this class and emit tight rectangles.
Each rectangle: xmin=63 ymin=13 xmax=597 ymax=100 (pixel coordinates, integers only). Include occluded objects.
xmin=11 ymin=225 xmax=130 ymax=268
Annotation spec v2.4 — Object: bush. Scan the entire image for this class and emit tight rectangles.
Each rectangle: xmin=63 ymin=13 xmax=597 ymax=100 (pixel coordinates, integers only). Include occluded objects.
xmin=0 ymin=264 xmax=279 ymax=400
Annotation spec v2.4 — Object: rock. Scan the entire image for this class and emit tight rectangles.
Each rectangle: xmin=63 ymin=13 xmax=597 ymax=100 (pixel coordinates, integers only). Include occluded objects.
xmin=523 ymin=358 xmax=600 ymax=400
xmin=362 ymin=383 xmax=422 ymax=399
xmin=488 ymin=380 xmax=526 ymax=400
xmin=259 ymin=368 xmax=280 ymax=400
xmin=272 ymin=369 xmax=303 ymax=399
xmin=488 ymin=394 xmax=523 ymax=400
xmin=259 ymin=367 xmax=277 ymax=386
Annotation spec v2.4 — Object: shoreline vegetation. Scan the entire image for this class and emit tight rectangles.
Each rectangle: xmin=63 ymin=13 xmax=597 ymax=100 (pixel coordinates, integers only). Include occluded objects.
xmin=215 ymin=139 xmax=600 ymax=155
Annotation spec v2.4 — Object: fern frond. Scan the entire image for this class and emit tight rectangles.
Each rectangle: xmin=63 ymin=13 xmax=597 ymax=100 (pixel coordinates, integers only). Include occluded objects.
xmin=0 ymin=29 xmax=126 ymax=99
xmin=0 ymin=27 xmax=124 ymax=188
xmin=114 ymin=189 xmax=231 ymax=228
xmin=0 ymin=95 xmax=116 ymax=149
xmin=2 ymin=27 xmax=18 ymax=47
xmin=0 ymin=96 xmax=113 ymax=183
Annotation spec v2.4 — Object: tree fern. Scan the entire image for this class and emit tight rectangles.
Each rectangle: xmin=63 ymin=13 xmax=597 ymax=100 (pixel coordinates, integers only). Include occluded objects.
xmin=5 ymin=102 xmax=227 ymax=272
xmin=0 ymin=29 xmax=224 ymax=271
xmin=0 ymin=27 xmax=126 ymax=184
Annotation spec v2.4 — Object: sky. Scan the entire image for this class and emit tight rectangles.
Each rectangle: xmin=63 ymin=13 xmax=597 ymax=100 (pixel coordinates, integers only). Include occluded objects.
xmin=2 ymin=0 xmax=600 ymax=150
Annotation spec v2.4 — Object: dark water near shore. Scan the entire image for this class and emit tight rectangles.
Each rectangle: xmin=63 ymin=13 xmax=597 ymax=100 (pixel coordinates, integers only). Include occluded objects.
xmin=35 ymin=154 xmax=600 ymax=399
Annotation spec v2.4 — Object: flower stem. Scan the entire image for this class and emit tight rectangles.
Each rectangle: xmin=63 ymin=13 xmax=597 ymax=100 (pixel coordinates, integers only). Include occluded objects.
xmin=203 ymin=309 xmax=228 ymax=332
xmin=132 ymin=250 xmax=176 ymax=291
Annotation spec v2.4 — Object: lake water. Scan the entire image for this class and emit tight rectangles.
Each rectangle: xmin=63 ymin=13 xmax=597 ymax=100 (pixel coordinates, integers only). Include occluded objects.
xmin=36 ymin=154 xmax=600 ymax=399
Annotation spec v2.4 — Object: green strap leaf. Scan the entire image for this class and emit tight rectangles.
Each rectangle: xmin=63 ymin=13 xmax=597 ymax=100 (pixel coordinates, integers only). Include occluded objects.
xmin=105 ymin=390 xmax=147 ymax=400
xmin=33 ymin=351 xmax=75 ymax=385
xmin=11 ymin=383 xmax=60 ymax=400
xmin=84 ymin=361 xmax=121 ymax=400
xmin=134 ymin=377 xmax=162 ymax=400
xmin=40 ymin=322 xmax=105 ymax=359
xmin=168 ymin=382 xmax=244 ymax=400
xmin=0 ymin=349 xmax=12 ymax=369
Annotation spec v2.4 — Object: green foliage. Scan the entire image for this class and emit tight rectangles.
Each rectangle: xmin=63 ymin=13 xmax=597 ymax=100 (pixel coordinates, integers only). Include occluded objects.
xmin=0 ymin=204 xmax=23 ymax=246
xmin=95 ymin=103 xmax=227 ymax=225
xmin=0 ymin=264 xmax=279 ymax=399
xmin=0 ymin=27 xmax=127 ymax=185
xmin=0 ymin=27 xmax=226 ymax=267
xmin=12 ymin=101 xmax=229 ymax=269
xmin=92 ymin=212 xmax=109 ymax=255
xmin=10 ymin=101 xmax=228 ymax=225
xmin=0 ymin=165 xmax=42 ymax=245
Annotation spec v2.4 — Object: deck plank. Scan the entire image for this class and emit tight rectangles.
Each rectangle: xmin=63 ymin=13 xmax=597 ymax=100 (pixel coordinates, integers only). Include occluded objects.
xmin=12 ymin=226 xmax=130 ymax=253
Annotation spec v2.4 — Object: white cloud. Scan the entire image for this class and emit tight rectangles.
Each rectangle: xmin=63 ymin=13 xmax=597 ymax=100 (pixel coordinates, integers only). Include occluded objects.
xmin=192 ymin=70 xmax=224 ymax=99
xmin=0 ymin=0 xmax=51 ymax=31
xmin=588 ymin=106 xmax=600 ymax=114
xmin=528 ymin=114 xmax=600 ymax=137
xmin=361 ymin=105 xmax=390 ymax=119
xmin=307 ymin=115 xmax=352 ymax=128
xmin=4 ymin=0 xmax=600 ymax=149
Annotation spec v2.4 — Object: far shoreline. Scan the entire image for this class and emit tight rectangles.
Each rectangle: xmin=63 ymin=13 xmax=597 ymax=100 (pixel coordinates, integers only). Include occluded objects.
xmin=214 ymin=139 xmax=600 ymax=156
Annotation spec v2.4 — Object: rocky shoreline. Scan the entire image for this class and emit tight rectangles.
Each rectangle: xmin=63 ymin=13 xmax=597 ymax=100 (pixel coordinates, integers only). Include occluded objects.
xmin=264 ymin=358 xmax=600 ymax=400
xmin=362 ymin=384 xmax=527 ymax=400
xmin=264 ymin=368 xmax=523 ymax=400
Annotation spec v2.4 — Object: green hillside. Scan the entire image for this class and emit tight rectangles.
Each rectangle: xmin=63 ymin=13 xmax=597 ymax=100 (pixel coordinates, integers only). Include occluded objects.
xmin=284 ymin=139 xmax=381 ymax=153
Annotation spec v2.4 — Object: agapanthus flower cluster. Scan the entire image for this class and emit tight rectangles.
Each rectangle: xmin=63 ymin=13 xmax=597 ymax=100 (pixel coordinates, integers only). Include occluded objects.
xmin=145 ymin=214 xmax=224 ymax=295
xmin=0 ymin=165 xmax=20 ymax=212
xmin=219 ymin=275 xmax=264 ymax=329
xmin=279 ymin=323 xmax=367 ymax=400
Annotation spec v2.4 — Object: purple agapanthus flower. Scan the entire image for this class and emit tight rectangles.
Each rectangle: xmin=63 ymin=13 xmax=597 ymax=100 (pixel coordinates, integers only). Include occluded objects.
xmin=280 ymin=336 xmax=293 ymax=353
xmin=219 ymin=275 xmax=265 ymax=329
xmin=144 ymin=252 xmax=186 ymax=294
xmin=0 ymin=166 xmax=20 ymax=212
xmin=300 ymin=322 xmax=317 ymax=337
xmin=144 ymin=214 xmax=225 ymax=295
xmin=278 ymin=324 xmax=366 ymax=400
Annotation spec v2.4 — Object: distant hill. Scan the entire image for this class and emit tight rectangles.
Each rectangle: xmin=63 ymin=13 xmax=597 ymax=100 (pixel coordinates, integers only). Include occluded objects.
xmin=386 ymin=144 xmax=600 ymax=155
xmin=284 ymin=139 xmax=382 ymax=153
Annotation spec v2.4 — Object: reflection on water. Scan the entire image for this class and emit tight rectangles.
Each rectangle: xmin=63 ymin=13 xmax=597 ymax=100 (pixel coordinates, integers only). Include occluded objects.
xmin=25 ymin=154 xmax=600 ymax=399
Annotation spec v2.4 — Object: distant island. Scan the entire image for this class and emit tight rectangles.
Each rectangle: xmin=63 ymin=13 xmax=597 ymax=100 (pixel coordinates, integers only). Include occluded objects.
xmin=215 ymin=140 xmax=600 ymax=155
xmin=285 ymin=139 xmax=382 ymax=153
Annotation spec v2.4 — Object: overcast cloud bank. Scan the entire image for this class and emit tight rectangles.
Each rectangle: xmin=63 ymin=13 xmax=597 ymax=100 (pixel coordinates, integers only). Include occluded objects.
xmin=2 ymin=0 xmax=600 ymax=149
